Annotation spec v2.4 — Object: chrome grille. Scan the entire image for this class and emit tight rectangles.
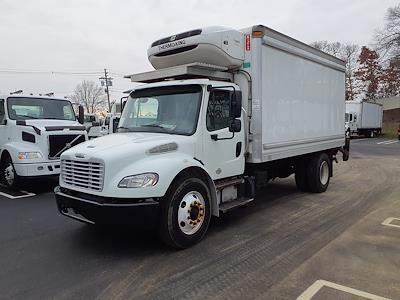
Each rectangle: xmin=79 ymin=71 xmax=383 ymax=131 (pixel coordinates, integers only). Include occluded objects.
xmin=61 ymin=159 xmax=104 ymax=191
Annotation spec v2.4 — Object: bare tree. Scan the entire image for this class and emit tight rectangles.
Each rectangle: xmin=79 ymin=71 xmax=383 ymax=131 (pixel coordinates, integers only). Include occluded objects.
xmin=70 ymin=80 xmax=106 ymax=113
xmin=341 ymin=43 xmax=360 ymax=100
xmin=375 ymin=4 xmax=400 ymax=60
xmin=310 ymin=40 xmax=342 ymax=57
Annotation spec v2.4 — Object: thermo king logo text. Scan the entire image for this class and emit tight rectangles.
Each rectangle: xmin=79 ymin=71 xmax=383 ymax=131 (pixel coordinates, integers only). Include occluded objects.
xmin=158 ymin=40 xmax=186 ymax=50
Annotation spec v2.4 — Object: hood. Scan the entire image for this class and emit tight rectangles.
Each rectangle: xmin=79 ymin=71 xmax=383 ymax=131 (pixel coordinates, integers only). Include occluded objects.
xmin=61 ymin=132 xmax=196 ymax=162
xmin=19 ymin=119 xmax=84 ymax=132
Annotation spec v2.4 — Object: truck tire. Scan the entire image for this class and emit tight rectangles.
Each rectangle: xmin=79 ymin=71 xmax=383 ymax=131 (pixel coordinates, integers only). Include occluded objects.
xmin=370 ymin=130 xmax=375 ymax=138
xmin=306 ymin=153 xmax=331 ymax=193
xmin=158 ymin=174 xmax=212 ymax=248
xmin=1 ymin=155 xmax=21 ymax=190
xmin=295 ymin=159 xmax=309 ymax=192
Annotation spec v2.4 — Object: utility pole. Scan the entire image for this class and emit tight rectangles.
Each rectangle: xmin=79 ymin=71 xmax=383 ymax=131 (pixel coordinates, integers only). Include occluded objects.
xmin=99 ymin=69 xmax=113 ymax=112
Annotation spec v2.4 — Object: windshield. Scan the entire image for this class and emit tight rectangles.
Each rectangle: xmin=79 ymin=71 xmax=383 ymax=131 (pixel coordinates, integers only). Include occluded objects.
xmin=118 ymin=85 xmax=202 ymax=135
xmin=345 ymin=113 xmax=349 ymax=122
xmin=7 ymin=97 xmax=76 ymax=121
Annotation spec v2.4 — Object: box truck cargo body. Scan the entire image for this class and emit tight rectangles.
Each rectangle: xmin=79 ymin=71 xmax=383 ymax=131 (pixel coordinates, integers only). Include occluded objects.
xmin=345 ymin=100 xmax=383 ymax=137
xmin=55 ymin=25 xmax=349 ymax=248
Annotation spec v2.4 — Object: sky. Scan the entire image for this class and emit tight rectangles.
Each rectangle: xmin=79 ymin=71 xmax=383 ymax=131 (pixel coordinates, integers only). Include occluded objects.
xmin=0 ymin=0 xmax=398 ymax=104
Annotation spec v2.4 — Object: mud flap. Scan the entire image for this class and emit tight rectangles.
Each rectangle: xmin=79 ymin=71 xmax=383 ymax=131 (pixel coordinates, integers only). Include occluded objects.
xmin=341 ymin=136 xmax=350 ymax=161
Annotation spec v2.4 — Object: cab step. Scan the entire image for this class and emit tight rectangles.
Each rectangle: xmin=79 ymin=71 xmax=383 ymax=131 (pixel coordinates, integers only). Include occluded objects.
xmin=219 ymin=197 xmax=254 ymax=213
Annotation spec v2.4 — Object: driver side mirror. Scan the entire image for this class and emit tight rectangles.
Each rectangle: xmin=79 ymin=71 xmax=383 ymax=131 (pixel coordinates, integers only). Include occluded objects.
xmin=230 ymin=90 xmax=242 ymax=119
xmin=113 ymin=117 xmax=120 ymax=133
xmin=229 ymin=118 xmax=241 ymax=132
xmin=78 ymin=105 xmax=84 ymax=124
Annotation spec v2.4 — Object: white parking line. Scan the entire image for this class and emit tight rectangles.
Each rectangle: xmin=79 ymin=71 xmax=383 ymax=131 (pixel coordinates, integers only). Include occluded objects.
xmin=297 ymin=279 xmax=391 ymax=300
xmin=377 ymin=140 xmax=399 ymax=145
xmin=382 ymin=217 xmax=400 ymax=229
xmin=0 ymin=184 xmax=36 ymax=199
xmin=0 ymin=190 xmax=36 ymax=199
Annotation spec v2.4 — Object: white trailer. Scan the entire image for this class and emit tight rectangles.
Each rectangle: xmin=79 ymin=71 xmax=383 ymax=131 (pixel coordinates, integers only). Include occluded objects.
xmin=0 ymin=95 xmax=87 ymax=189
xmin=55 ymin=25 xmax=349 ymax=248
xmin=345 ymin=100 xmax=383 ymax=137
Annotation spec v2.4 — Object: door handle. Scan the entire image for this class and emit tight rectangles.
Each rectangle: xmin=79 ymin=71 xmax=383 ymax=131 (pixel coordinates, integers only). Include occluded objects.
xmin=236 ymin=142 xmax=242 ymax=157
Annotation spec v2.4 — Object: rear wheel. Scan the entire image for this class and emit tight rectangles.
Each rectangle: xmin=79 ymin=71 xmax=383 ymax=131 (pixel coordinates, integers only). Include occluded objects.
xmin=370 ymin=130 xmax=375 ymax=138
xmin=306 ymin=153 xmax=331 ymax=193
xmin=0 ymin=155 xmax=20 ymax=190
xmin=158 ymin=173 xmax=211 ymax=248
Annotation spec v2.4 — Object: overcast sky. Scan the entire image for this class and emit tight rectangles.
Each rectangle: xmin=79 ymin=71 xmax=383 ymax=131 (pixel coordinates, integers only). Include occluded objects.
xmin=0 ymin=0 xmax=398 ymax=102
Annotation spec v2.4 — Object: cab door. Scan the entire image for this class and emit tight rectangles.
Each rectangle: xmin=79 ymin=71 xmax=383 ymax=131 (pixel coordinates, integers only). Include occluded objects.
xmin=349 ymin=113 xmax=357 ymax=132
xmin=201 ymin=87 xmax=245 ymax=180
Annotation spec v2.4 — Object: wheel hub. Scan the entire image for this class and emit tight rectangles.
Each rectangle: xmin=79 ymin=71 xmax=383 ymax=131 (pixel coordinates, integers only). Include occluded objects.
xmin=178 ymin=191 xmax=205 ymax=235
xmin=4 ymin=163 xmax=15 ymax=185
xmin=319 ymin=161 xmax=329 ymax=185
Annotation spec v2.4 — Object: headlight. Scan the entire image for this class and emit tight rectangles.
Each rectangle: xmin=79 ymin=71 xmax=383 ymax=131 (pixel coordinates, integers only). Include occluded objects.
xmin=118 ymin=173 xmax=159 ymax=188
xmin=17 ymin=152 xmax=43 ymax=160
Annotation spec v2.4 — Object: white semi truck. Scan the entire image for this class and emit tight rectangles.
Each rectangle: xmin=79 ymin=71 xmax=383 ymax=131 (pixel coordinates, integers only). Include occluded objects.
xmin=55 ymin=25 xmax=349 ymax=248
xmin=0 ymin=95 xmax=87 ymax=189
xmin=345 ymin=100 xmax=383 ymax=138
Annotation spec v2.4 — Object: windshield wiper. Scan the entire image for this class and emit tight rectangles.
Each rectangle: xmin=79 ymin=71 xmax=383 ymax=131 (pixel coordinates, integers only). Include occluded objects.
xmin=17 ymin=115 xmax=38 ymax=119
xmin=140 ymin=124 xmax=171 ymax=132
xmin=117 ymin=126 xmax=133 ymax=132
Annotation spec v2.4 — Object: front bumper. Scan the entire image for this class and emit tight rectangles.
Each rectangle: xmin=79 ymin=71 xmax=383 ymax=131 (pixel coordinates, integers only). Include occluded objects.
xmin=55 ymin=186 xmax=159 ymax=226
xmin=14 ymin=161 xmax=61 ymax=177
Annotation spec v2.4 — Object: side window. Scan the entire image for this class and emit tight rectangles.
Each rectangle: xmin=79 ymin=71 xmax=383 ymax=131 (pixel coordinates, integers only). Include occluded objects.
xmin=349 ymin=114 xmax=353 ymax=122
xmin=0 ymin=99 xmax=5 ymax=125
xmin=206 ymin=90 xmax=231 ymax=131
xmin=63 ymin=106 xmax=74 ymax=120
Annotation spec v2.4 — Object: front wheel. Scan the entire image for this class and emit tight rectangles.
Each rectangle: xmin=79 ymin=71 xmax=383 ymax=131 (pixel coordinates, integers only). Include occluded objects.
xmin=158 ymin=174 xmax=211 ymax=248
xmin=1 ymin=156 xmax=21 ymax=190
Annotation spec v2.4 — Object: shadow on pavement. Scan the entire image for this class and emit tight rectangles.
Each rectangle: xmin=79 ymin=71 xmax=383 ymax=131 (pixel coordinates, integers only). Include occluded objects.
xmin=64 ymin=178 xmax=301 ymax=255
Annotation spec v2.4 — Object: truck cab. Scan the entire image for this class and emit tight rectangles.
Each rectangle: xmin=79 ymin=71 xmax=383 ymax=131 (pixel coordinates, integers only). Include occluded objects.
xmin=0 ymin=95 xmax=87 ymax=189
xmin=55 ymin=25 xmax=348 ymax=248
xmin=345 ymin=112 xmax=357 ymax=137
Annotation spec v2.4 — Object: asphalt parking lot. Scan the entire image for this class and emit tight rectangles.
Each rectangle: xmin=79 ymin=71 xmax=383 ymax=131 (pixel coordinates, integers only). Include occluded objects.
xmin=0 ymin=137 xmax=399 ymax=300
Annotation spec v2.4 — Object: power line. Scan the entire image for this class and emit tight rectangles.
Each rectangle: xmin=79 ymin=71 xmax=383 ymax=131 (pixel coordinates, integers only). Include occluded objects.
xmin=0 ymin=68 xmax=102 ymax=74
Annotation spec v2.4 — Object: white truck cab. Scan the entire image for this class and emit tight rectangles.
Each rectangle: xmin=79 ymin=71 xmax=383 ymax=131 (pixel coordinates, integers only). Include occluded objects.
xmin=55 ymin=25 xmax=349 ymax=248
xmin=0 ymin=95 xmax=87 ymax=189
xmin=345 ymin=100 xmax=383 ymax=138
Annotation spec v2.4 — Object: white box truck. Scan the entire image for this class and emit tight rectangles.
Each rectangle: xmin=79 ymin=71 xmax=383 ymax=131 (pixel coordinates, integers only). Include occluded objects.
xmin=55 ymin=25 xmax=349 ymax=248
xmin=345 ymin=100 xmax=383 ymax=138
xmin=0 ymin=95 xmax=87 ymax=189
